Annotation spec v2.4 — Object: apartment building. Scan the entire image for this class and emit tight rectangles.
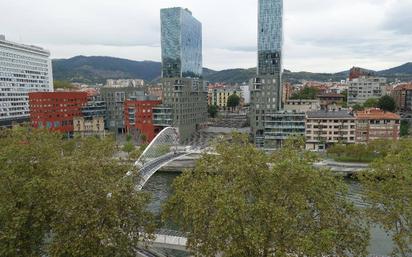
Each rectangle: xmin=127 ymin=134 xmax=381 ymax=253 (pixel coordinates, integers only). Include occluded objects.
xmin=73 ymin=116 xmax=105 ymax=137
xmin=0 ymin=35 xmax=53 ymax=127
xmin=392 ymin=83 xmax=412 ymax=112
xmin=264 ymin=111 xmax=306 ymax=149
xmin=100 ymin=87 xmax=146 ymax=134
xmin=284 ymin=99 xmax=320 ymax=113
xmin=124 ymin=96 xmax=162 ymax=142
xmin=29 ymin=92 xmax=88 ymax=133
xmin=305 ymin=110 xmax=356 ymax=151
xmin=348 ymin=76 xmax=387 ymax=106
xmin=355 ymin=109 xmax=400 ymax=143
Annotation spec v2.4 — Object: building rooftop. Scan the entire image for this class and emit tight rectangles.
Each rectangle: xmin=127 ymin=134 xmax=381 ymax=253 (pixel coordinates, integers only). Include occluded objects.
xmin=307 ymin=110 xmax=354 ymax=119
xmin=318 ymin=93 xmax=345 ymax=98
xmin=355 ymin=108 xmax=400 ymax=120
xmin=393 ymin=83 xmax=412 ymax=91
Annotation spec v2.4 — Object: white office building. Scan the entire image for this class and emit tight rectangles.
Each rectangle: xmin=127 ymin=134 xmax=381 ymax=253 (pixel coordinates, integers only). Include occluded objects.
xmin=0 ymin=35 xmax=53 ymax=127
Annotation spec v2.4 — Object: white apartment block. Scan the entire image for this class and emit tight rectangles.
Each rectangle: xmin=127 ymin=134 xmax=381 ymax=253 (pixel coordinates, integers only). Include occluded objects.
xmin=348 ymin=76 xmax=387 ymax=106
xmin=0 ymin=35 xmax=53 ymax=126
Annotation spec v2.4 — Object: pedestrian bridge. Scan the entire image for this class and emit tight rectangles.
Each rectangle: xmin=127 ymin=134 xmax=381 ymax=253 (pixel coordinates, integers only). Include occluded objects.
xmin=129 ymin=127 xmax=191 ymax=190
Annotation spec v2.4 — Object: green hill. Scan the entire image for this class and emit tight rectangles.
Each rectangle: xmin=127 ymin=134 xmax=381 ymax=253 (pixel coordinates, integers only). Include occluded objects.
xmin=52 ymin=56 xmax=412 ymax=84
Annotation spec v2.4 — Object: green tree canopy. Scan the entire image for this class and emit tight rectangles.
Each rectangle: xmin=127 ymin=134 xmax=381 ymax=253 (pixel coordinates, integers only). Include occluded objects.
xmin=377 ymin=95 xmax=396 ymax=112
xmin=208 ymin=105 xmax=218 ymax=118
xmin=290 ymin=87 xmax=319 ymax=100
xmin=359 ymin=139 xmax=412 ymax=257
xmin=53 ymin=80 xmax=76 ymax=90
xmin=0 ymin=127 xmax=155 ymax=257
xmin=227 ymin=94 xmax=241 ymax=109
xmin=363 ymin=98 xmax=379 ymax=108
xmin=163 ymin=134 xmax=369 ymax=257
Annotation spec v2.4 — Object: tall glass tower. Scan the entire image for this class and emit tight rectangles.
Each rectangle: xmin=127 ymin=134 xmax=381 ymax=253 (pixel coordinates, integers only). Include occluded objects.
xmin=161 ymin=7 xmax=202 ymax=79
xmin=258 ymin=0 xmax=283 ymax=77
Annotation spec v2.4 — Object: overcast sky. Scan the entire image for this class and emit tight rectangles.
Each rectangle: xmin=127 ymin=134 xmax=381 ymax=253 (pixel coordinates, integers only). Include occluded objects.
xmin=1 ymin=0 xmax=411 ymax=72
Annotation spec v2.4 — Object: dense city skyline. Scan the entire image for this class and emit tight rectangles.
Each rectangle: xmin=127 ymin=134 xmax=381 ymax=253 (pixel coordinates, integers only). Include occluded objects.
xmin=1 ymin=0 xmax=411 ymax=72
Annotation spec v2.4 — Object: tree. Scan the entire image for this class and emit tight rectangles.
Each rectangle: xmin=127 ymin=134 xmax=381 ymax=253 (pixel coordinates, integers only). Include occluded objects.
xmin=53 ymin=80 xmax=75 ymax=90
xmin=122 ymin=142 xmax=135 ymax=159
xmin=400 ymin=120 xmax=410 ymax=137
xmin=363 ymin=98 xmax=379 ymax=108
xmin=359 ymin=139 xmax=412 ymax=257
xmin=0 ymin=127 xmax=61 ymax=256
xmin=0 ymin=127 xmax=155 ymax=257
xmin=163 ymin=134 xmax=369 ymax=257
xmin=227 ymin=94 xmax=241 ymax=111
xmin=140 ymin=133 xmax=147 ymax=144
xmin=290 ymin=87 xmax=319 ymax=100
xmin=378 ymin=95 xmax=396 ymax=112
xmin=208 ymin=105 xmax=218 ymax=118
xmin=352 ymin=104 xmax=364 ymax=111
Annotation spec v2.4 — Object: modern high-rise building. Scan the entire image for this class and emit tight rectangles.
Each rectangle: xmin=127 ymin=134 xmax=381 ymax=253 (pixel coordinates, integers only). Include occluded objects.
xmin=0 ymin=35 xmax=53 ymax=127
xmin=160 ymin=7 xmax=208 ymax=142
xmin=161 ymin=7 xmax=202 ymax=79
xmin=250 ymin=0 xmax=284 ymax=147
xmin=257 ymin=0 xmax=283 ymax=77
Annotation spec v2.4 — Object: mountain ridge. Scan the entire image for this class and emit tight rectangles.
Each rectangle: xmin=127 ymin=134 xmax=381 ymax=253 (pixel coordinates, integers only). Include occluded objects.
xmin=52 ymin=56 xmax=412 ymax=84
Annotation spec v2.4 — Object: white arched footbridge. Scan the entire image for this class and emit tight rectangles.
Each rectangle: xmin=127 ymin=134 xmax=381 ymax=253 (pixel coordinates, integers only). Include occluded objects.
xmin=131 ymin=127 xmax=191 ymax=191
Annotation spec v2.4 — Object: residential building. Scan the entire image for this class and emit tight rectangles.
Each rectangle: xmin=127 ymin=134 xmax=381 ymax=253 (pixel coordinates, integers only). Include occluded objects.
xmin=147 ymin=84 xmax=163 ymax=101
xmin=124 ymin=96 xmax=162 ymax=142
xmin=264 ymin=111 xmax=306 ymax=149
xmin=240 ymin=84 xmax=251 ymax=104
xmin=161 ymin=78 xmax=208 ymax=141
xmin=100 ymin=87 xmax=146 ymax=134
xmin=392 ymin=83 xmax=412 ymax=112
xmin=348 ymin=76 xmax=387 ymax=106
xmin=317 ymin=93 xmax=345 ymax=110
xmin=208 ymin=85 xmax=242 ymax=109
xmin=284 ymin=99 xmax=320 ymax=113
xmin=73 ymin=116 xmax=105 ymax=137
xmin=160 ymin=7 xmax=208 ymax=141
xmin=0 ymin=35 xmax=53 ymax=127
xmin=250 ymin=0 xmax=284 ymax=146
xmin=305 ymin=110 xmax=356 ymax=151
xmin=106 ymin=79 xmax=144 ymax=88
xmin=355 ymin=108 xmax=400 ymax=143
xmin=29 ymin=92 xmax=88 ymax=133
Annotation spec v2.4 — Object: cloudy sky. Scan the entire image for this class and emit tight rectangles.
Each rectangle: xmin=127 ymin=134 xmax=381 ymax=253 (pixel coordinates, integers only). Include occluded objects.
xmin=1 ymin=0 xmax=411 ymax=72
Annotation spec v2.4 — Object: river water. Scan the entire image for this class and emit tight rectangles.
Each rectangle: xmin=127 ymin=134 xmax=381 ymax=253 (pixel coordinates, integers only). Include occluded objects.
xmin=144 ymin=172 xmax=394 ymax=257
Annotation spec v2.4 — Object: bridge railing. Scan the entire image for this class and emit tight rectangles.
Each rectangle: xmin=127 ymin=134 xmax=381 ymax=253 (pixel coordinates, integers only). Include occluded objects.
xmin=135 ymin=127 xmax=179 ymax=167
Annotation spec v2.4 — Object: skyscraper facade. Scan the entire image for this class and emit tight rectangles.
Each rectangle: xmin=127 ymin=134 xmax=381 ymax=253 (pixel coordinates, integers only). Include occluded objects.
xmin=250 ymin=0 xmax=284 ymax=147
xmin=161 ymin=7 xmax=202 ymax=79
xmin=160 ymin=7 xmax=208 ymax=142
xmin=258 ymin=0 xmax=283 ymax=77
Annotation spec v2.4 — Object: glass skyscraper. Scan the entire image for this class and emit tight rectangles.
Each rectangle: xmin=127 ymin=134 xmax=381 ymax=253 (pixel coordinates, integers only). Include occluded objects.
xmin=258 ymin=0 xmax=283 ymax=76
xmin=161 ymin=7 xmax=202 ymax=79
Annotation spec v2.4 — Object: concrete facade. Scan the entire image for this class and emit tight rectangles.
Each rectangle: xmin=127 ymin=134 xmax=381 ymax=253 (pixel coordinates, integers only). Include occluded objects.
xmin=348 ymin=76 xmax=387 ymax=106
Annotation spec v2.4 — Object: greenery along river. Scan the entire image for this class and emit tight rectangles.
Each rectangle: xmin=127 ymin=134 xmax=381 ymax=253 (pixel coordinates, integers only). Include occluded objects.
xmin=143 ymin=172 xmax=394 ymax=257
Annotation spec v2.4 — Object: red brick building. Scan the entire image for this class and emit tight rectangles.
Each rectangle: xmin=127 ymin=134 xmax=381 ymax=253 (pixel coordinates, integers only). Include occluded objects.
xmin=355 ymin=108 xmax=400 ymax=143
xmin=124 ymin=99 xmax=162 ymax=142
xmin=29 ymin=92 xmax=88 ymax=133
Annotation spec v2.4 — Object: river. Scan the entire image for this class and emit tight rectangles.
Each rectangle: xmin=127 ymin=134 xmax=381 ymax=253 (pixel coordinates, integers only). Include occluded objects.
xmin=143 ymin=172 xmax=394 ymax=257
